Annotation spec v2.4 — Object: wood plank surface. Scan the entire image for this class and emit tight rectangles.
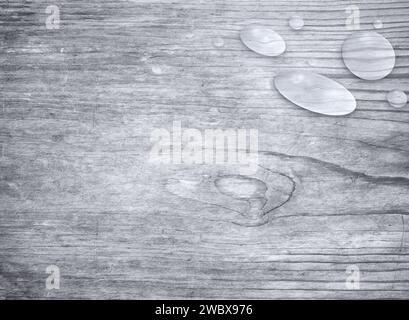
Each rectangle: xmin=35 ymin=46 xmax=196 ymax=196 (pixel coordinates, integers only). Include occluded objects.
xmin=1 ymin=0 xmax=409 ymax=299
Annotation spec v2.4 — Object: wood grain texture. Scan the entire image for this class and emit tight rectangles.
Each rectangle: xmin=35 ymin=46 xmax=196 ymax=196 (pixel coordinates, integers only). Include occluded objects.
xmin=1 ymin=0 xmax=409 ymax=299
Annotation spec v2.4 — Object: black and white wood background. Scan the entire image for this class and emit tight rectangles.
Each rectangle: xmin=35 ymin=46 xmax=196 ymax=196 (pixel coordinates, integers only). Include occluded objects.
xmin=1 ymin=0 xmax=409 ymax=299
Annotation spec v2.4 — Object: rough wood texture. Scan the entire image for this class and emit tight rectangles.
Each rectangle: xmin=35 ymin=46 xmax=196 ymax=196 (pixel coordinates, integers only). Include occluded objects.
xmin=1 ymin=0 xmax=409 ymax=299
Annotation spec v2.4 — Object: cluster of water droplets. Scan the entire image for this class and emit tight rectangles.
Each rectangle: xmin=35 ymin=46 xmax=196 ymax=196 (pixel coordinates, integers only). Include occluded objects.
xmin=238 ymin=16 xmax=406 ymax=114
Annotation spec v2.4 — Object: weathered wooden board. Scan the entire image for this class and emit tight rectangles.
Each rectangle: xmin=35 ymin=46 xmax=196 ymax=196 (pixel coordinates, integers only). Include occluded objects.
xmin=1 ymin=0 xmax=409 ymax=299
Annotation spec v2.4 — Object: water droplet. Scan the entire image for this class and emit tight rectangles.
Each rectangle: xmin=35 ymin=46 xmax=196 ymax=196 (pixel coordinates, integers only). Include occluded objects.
xmin=342 ymin=31 xmax=395 ymax=80
xmin=274 ymin=71 xmax=356 ymax=116
xmin=387 ymin=90 xmax=407 ymax=108
xmin=151 ymin=65 xmax=163 ymax=75
xmin=212 ymin=37 xmax=224 ymax=48
xmin=166 ymin=168 xmax=294 ymax=226
xmin=185 ymin=32 xmax=195 ymax=39
xmin=373 ymin=19 xmax=383 ymax=29
xmin=215 ymin=175 xmax=267 ymax=200
xmin=240 ymin=24 xmax=286 ymax=56
xmin=289 ymin=16 xmax=304 ymax=30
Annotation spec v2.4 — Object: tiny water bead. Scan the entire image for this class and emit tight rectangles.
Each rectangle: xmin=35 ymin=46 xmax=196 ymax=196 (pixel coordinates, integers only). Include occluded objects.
xmin=289 ymin=16 xmax=304 ymax=30
xmin=212 ymin=37 xmax=224 ymax=48
xmin=240 ymin=24 xmax=286 ymax=56
xmin=274 ymin=71 xmax=356 ymax=116
xmin=140 ymin=54 xmax=149 ymax=62
xmin=373 ymin=19 xmax=383 ymax=29
xmin=151 ymin=65 xmax=163 ymax=75
xmin=342 ymin=31 xmax=395 ymax=80
xmin=387 ymin=90 xmax=407 ymax=108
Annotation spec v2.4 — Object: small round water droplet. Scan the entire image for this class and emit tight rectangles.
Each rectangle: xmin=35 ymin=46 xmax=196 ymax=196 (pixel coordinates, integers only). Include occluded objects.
xmin=151 ymin=65 xmax=163 ymax=75
xmin=240 ymin=24 xmax=286 ymax=56
xmin=342 ymin=31 xmax=395 ymax=80
xmin=274 ymin=71 xmax=356 ymax=116
xmin=387 ymin=90 xmax=407 ymax=108
xmin=373 ymin=19 xmax=383 ymax=29
xmin=212 ymin=37 xmax=224 ymax=48
xmin=289 ymin=16 xmax=304 ymax=30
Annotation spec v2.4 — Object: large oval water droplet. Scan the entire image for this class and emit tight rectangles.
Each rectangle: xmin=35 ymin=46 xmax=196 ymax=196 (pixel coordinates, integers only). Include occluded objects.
xmin=274 ymin=71 xmax=356 ymax=116
xmin=240 ymin=24 xmax=286 ymax=56
xmin=342 ymin=31 xmax=395 ymax=80
xmin=387 ymin=90 xmax=407 ymax=108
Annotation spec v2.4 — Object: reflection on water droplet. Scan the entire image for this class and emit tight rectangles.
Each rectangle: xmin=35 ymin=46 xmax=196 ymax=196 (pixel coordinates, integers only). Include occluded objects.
xmin=274 ymin=71 xmax=356 ymax=116
xmin=289 ymin=16 xmax=304 ymax=30
xmin=373 ymin=19 xmax=383 ymax=29
xmin=387 ymin=90 xmax=407 ymax=108
xmin=151 ymin=65 xmax=163 ymax=75
xmin=342 ymin=31 xmax=395 ymax=80
xmin=240 ymin=24 xmax=286 ymax=56
xmin=185 ymin=32 xmax=195 ymax=39
xmin=212 ymin=37 xmax=224 ymax=48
